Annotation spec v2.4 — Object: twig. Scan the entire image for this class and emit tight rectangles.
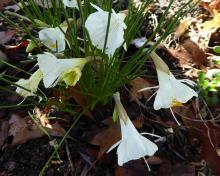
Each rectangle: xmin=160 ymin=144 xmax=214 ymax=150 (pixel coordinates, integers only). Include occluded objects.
xmin=65 ymin=140 xmax=75 ymax=175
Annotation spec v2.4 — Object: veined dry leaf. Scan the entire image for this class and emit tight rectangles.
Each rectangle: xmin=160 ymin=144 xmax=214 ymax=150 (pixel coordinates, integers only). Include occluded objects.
xmin=182 ymin=39 xmax=208 ymax=69
xmin=0 ymin=30 xmax=16 ymax=45
xmin=8 ymin=113 xmax=65 ymax=146
xmin=175 ymin=18 xmax=191 ymax=38
xmin=90 ymin=117 xmax=143 ymax=159
xmin=129 ymin=77 xmax=155 ymax=101
xmin=202 ymin=10 xmax=220 ymax=31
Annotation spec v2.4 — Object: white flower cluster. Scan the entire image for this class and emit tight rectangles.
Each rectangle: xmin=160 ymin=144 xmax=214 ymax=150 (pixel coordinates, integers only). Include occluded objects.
xmin=14 ymin=0 xmax=198 ymax=167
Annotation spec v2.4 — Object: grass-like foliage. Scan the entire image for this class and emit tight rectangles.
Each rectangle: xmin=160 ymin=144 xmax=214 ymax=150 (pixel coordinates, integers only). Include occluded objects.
xmin=1 ymin=0 xmax=194 ymax=109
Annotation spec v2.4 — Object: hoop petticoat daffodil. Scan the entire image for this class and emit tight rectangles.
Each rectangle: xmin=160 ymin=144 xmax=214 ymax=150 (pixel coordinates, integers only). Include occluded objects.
xmin=63 ymin=0 xmax=78 ymax=8
xmin=39 ymin=27 xmax=66 ymax=53
xmin=107 ymin=92 xmax=158 ymax=166
xmin=85 ymin=4 xmax=126 ymax=57
xmin=139 ymin=52 xmax=198 ymax=110
xmin=15 ymin=69 xmax=43 ymax=97
xmin=37 ymin=52 xmax=90 ymax=88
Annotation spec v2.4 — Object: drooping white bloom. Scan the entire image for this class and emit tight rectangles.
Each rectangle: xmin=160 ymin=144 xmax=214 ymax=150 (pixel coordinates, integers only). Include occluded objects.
xmin=107 ymin=92 xmax=158 ymax=166
xmin=85 ymin=4 xmax=126 ymax=56
xmin=15 ymin=69 xmax=43 ymax=97
xmin=63 ymin=0 xmax=78 ymax=8
xmin=139 ymin=52 xmax=198 ymax=110
xmin=37 ymin=52 xmax=89 ymax=88
xmin=39 ymin=27 xmax=66 ymax=53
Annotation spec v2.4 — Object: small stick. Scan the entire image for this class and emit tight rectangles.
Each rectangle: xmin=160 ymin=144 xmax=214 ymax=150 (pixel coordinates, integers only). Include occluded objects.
xmin=65 ymin=140 xmax=75 ymax=175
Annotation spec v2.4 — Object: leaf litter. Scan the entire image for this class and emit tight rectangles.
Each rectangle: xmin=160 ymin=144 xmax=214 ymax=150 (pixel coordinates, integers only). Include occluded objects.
xmin=1 ymin=0 xmax=220 ymax=175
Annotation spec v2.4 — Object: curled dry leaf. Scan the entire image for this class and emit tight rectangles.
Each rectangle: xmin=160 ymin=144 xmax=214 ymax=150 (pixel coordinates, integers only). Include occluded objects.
xmin=8 ymin=113 xmax=65 ymax=146
xmin=168 ymin=39 xmax=208 ymax=70
xmin=129 ymin=77 xmax=155 ymax=101
xmin=182 ymin=39 xmax=208 ymax=70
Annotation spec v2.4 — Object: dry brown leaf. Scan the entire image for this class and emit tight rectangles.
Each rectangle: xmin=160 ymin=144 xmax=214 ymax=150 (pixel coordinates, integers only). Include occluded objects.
xmin=0 ymin=30 xmax=16 ymax=45
xmin=115 ymin=160 xmax=147 ymax=176
xmin=174 ymin=18 xmax=191 ymax=38
xmin=201 ymin=0 xmax=220 ymax=14
xmin=202 ymin=10 xmax=220 ymax=31
xmin=129 ymin=77 xmax=154 ymax=101
xmin=90 ymin=117 xmax=143 ymax=159
xmin=0 ymin=0 xmax=11 ymax=9
xmin=182 ymin=39 xmax=208 ymax=69
xmin=146 ymin=156 xmax=163 ymax=165
xmin=8 ymin=113 xmax=65 ymax=146
xmin=56 ymin=85 xmax=93 ymax=118
xmin=0 ymin=120 xmax=9 ymax=146
xmin=158 ymin=160 xmax=195 ymax=176
xmin=168 ymin=45 xmax=192 ymax=69
xmin=174 ymin=105 xmax=220 ymax=175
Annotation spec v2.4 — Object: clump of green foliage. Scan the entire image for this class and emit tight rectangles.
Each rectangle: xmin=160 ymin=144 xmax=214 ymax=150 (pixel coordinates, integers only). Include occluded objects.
xmin=198 ymin=70 xmax=220 ymax=106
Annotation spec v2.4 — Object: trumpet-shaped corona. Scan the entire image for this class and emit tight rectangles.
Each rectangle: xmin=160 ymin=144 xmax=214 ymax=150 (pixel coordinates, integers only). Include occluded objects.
xmin=37 ymin=52 xmax=89 ymax=88
xmin=15 ymin=69 xmax=43 ymax=97
xmin=107 ymin=92 xmax=158 ymax=166
xmin=139 ymin=52 xmax=198 ymax=110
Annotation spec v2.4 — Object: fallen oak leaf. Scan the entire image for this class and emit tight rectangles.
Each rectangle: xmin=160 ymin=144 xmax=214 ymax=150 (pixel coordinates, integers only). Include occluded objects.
xmin=167 ymin=45 xmax=193 ymax=69
xmin=129 ymin=77 xmax=155 ymax=101
xmin=8 ymin=113 xmax=65 ymax=146
xmin=182 ymin=39 xmax=208 ymax=70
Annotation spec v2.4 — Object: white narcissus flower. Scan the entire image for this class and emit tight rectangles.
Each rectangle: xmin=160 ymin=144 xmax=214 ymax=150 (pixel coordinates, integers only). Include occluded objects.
xmin=139 ymin=52 xmax=198 ymax=110
xmin=85 ymin=4 xmax=126 ymax=56
xmin=63 ymin=0 xmax=78 ymax=8
xmin=107 ymin=92 xmax=158 ymax=166
xmin=39 ymin=27 xmax=66 ymax=53
xmin=37 ymin=52 xmax=90 ymax=88
xmin=15 ymin=69 xmax=43 ymax=97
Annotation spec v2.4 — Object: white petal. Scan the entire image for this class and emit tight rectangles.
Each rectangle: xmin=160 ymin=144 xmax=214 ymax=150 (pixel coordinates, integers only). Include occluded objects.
xmin=107 ymin=140 xmax=121 ymax=153
xmin=37 ymin=53 xmax=88 ymax=88
xmin=153 ymin=83 xmax=173 ymax=110
xmin=117 ymin=118 xmax=158 ymax=166
xmin=39 ymin=27 xmax=65 ymax=52
xmin=85 ymin=10 xmax=126 ymax=56
xmin=63 ymin=0 xmax=78 ymax=8
xmin=15 ymin=69 xmax=43 ymax=97
xmin=171 ymin=79 xmax=198 ymax=103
